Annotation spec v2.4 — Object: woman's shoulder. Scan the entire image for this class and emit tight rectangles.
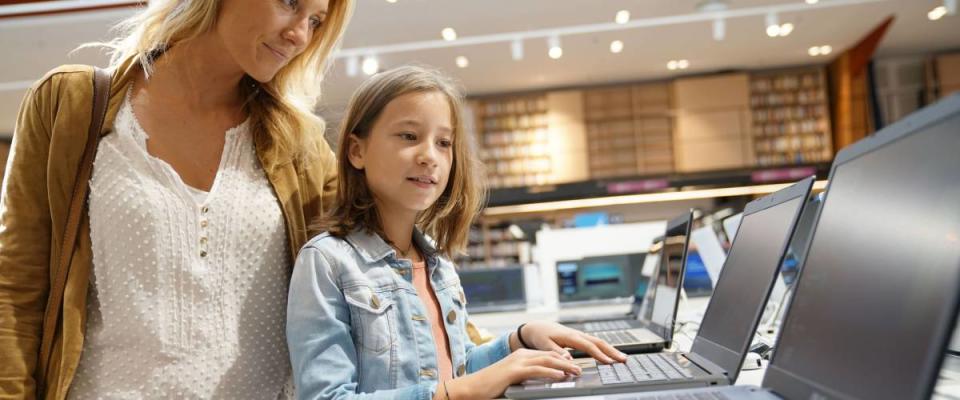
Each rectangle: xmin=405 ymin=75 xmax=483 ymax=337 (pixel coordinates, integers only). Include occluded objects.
xmin=31 ymin=65 xmax=96 ymax=94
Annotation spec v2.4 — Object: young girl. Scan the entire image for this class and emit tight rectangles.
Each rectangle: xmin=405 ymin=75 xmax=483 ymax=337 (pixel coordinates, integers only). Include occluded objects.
xmin=286 ymin=66 xmax=626 ymax=399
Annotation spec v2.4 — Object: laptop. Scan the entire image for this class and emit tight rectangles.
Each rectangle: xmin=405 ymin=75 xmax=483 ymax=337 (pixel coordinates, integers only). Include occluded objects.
xmin=459 ymin=265 xmax=527 ymax=313
xmin=505 ymin=177 xmax=815 ymax=399
xmin=600 ymin=93 xmax=960 ymax=400
xmin=556 ymin=253 xmax=648 ymax=307
xmin=562 ymin=211 xmax=694 ymax=357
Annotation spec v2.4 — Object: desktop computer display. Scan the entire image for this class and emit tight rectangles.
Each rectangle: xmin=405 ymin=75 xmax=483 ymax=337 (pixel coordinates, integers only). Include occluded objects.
xmin=459 ymin=265 xmax=527 ymax=313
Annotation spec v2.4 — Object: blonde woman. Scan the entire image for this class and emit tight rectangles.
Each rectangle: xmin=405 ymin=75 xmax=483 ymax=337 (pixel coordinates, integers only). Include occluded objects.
xmin=0 ymin=0 xmax=353 ymax=398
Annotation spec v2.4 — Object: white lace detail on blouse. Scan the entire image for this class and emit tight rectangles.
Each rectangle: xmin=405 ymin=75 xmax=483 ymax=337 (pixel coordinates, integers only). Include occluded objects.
xmin=71 ymin=91 xmax=293 ymax=399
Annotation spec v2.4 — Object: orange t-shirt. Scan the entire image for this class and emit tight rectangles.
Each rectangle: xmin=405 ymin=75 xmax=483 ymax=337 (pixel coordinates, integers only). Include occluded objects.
xmin=411 ymin=260 xmax=453 ymax=380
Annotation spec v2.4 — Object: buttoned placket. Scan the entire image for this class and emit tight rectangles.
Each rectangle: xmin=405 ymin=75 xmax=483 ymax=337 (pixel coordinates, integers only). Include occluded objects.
xmin=199 ymin=205 xmax=210 ymax=259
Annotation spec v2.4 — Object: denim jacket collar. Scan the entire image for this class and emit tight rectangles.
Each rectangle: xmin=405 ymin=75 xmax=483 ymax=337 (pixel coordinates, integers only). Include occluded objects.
xmin=344 ymin=228 xmax=438 ymax=265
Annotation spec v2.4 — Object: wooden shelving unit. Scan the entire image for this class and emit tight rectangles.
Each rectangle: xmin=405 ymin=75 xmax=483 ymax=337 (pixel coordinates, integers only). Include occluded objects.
xmin=583 ymin=83 xmax=674 ymax=179
xmin=473 ymin=94 xmax=552 ymax=189
xmin=750 ymin=68 xmax=833 ymax=166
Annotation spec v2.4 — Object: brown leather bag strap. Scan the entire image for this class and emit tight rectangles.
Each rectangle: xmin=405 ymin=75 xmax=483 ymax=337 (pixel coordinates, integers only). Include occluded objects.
xmin=37 ymin=66 xmax=111 ymax=393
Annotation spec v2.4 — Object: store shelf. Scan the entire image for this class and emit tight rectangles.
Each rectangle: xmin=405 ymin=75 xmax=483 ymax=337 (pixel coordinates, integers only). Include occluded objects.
xmin=485 ymin=163 xmax=831 ymax=208
xmin=749 ymin=67 xmax=834 ymax=166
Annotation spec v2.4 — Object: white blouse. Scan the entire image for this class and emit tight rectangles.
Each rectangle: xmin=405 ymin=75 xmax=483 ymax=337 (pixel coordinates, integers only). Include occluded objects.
xmin=70 ymin=93 xmax=293 ymax=399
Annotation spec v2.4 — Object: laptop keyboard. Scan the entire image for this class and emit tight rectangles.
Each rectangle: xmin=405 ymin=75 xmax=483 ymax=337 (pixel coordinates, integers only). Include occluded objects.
xmin=594 ymin=330 xmax=640 ymax=345
xmin=597 ymin=353 xmax=693 ymax=385
xmin=584 ymin=320 xmax=632 ymax=332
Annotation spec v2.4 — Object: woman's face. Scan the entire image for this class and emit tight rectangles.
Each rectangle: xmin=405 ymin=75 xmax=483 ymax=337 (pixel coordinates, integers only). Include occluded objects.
xmin=216 ymin=0 xmax=330 ymax=82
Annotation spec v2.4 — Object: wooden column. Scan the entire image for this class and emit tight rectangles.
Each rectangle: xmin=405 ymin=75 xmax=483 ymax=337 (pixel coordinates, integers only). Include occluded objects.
xmin=829 ymin=16 xmax=894 ymax=151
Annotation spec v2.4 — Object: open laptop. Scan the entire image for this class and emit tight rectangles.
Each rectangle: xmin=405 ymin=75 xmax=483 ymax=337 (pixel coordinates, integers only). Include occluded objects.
xmin=459 ymin=265 xmax=527 ymax=313
xmin=600 ymin=93 xmax=960 ymax=400
xmin=506 ymin=177 xmax=814 ymax=399
xmin=556 ymin=253 xmax=648 ymax=307
xmin=562 ymin=211 xmax=693 ymax=356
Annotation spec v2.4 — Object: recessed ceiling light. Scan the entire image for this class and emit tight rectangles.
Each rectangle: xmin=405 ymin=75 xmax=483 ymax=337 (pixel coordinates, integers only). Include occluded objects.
xmin=819 ymin=45 xmax=832 ymax=55
xmin=386 ymin=0 xmax=397 ymax=3
xmin=677 ymin=59 xmax=689 ymax=69
xmin=808 ymin=46 xmax=821 ymax=56
xmin=928 ymin=6 xmax=947 ymax=20
xmin=456 ymin=56 xmax=469 ymax=68
xmin=615 ymin=10 xmax=630 ymax=24
xmin=779 ymin=23 xmax=794 ymax=36
xmin=610 ymin=40 xmax=624 ymax=53
xmin=441 ymin=27 xmax=457 ymax=41
xmin=805 ymin=0 xmax=819 ymax=4
xmin=667 ymin=60 xmax=678 ymax=70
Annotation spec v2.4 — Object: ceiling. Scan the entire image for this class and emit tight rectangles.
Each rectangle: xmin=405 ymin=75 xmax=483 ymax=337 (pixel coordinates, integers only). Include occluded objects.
xmin=1 ymin=0 xmax=959 ymax=134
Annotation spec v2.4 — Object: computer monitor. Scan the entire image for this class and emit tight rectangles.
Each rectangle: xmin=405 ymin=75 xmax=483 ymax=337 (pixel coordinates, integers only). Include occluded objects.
xmin=459 ymin=265 xmax=527 ymax=313
xmin=556 ymin=253 xmax=646 ymax=304
xmin=639 ymin=211 xmax=693 ymax=341
xmin=763 ymin=94 xmax=960 ymax=400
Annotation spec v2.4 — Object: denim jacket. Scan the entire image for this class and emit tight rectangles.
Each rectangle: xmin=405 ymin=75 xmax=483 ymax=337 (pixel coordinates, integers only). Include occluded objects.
xmin=287 ymin=229 xmax=512 ymax=400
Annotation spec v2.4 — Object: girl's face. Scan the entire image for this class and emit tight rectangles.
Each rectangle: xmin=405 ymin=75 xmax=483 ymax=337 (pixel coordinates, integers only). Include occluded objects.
xmin=216 ymin=0 xmax=329 ymax=82
xmin=348 ymin=91 xmax=455 ymax=219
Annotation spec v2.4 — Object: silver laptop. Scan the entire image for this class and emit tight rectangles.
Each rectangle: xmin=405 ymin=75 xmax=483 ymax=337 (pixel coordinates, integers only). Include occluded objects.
xmin=505 ymin=177 xmax=815 ymax=399
xmin=597 ymin=93 xmax=960 ymax=400
xmin=563 ymin=211 xmax=693 ymax=356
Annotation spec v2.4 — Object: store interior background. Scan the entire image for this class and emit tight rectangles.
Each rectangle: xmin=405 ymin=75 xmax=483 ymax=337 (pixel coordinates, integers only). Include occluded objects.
xmin=1 ymin=0 xmax=959 ymax=318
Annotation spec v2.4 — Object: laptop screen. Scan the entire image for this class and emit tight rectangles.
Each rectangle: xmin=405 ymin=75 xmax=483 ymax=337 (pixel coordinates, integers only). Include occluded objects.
xmin=460 ymin=266 xmax=526 ymax=312
xmin=556 ymin=254 xmax=646 ymax=303
xmin=690 ymin=195 xmax=805 ymax=380
xmin=765 ymin=106 xmax=960 ymax=400
xmin=641 ymin=212 xmax=692 ymax=339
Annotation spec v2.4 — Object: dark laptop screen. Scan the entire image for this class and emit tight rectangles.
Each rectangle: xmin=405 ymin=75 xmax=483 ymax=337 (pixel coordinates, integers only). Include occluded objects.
xmin=767 ymin=111 xmax=960 ymax=399
xmin=641 ymin=214 xmax=691 ymax=339
xmin=690 ymin=196 xmax=804 ymax=378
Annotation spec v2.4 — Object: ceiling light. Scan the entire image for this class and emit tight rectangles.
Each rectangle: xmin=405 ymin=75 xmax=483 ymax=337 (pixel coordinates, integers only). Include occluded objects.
xmin=819 ymin=45 xmax=832 ymax=55
xmin=805 ymin=0 xmax=819 ymax=4
xmin=808 ymin=46 xmax=821 ymax=56
xmin=548 ymin=35 xmax=562 ymax=59
xmin=615 ymin=10 xmax=630 ymax=24
xmin=455 ymin=56 xmax=469 ymax=68
xmin=713 ymin=18 xmax=726 ymax=41
xmin=386 ymin=0 xmax=397 ymax=3
xmin=677 ymin=59 xmax=690 ymax=69
xmin=362 ymin=55 xmax=379 ymax=75
xmin=441 ymin=27 xmax=457 ymax=41
xmin=779 ymin=22 xmax=794 ymax=36
xmin=765 ymin=12 xmax=780 ymax=30
xmin=766 ymin=24 xmax=781 ymax=37
xmin=928 ymin=6 xmax=947 ymax=20
xmin=610 ymin=40 xmax=624 ymax=53
xmin=345 ymin=55 xmax=358 ymax=77
xmin=511 ymin=38 xmax=524 ymax=61
xmin=667 ymin=60 xmax=678 ymax=70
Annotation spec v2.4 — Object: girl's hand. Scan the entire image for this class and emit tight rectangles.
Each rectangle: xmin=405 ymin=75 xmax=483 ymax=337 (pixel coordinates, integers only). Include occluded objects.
xmin=443 ymin=348 xmax=581 ymax=400
xmin=514 ymin=321 xmax=628 ymax=364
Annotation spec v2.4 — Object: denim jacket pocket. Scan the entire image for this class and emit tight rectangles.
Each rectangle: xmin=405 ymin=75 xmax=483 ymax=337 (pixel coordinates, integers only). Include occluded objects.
xmin=344 ymin=287 xmax=397 ymax=354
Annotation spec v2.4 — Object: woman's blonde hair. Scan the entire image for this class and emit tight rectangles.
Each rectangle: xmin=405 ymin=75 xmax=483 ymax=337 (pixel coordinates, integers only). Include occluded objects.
xmin=96 ymin=0 xmax=354 ymax=168
xmin=321 ymin=65 xmax=486 ymax=258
